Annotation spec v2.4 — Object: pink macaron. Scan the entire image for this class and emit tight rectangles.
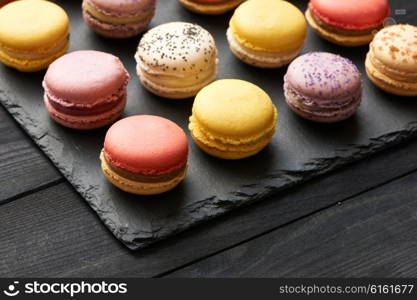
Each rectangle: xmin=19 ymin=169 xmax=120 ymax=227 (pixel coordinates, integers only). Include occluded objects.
xmin=43 ymin=50 xmax=130 ymax=130
xmin=82 ymin=0 xmax=156 ymax=39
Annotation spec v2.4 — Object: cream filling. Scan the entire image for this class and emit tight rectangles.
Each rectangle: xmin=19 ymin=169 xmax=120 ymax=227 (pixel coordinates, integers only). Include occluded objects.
xmin=0 ymin=36 xmax=69 ymax=60
xmin=286 ymin=93 xmax=358 ymax=116
xmin=84 ymin=1 xmax=152 ymax=25
xmin=226 ymin=28 xmax=302 ymax=64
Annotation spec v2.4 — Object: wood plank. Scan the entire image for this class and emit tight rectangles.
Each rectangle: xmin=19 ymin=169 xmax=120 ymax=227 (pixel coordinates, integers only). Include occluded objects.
xmin=168 ymin=171 xmax=417 ymax=277
xmin=2 ymin=138 xmax=417 ymax=276
xmin=0 ymin=106 xmax=62 ymax=203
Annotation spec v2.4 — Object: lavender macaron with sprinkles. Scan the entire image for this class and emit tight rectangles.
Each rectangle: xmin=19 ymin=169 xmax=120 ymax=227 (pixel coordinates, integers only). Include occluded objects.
xmin=135 ymin=22 xmax=218 ymax=99
xmin=284 ymin=52 xmax=362 ymax=123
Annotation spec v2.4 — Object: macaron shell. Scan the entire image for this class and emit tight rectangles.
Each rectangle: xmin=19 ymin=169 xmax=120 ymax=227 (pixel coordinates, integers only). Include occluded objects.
xmin=192 ymin=79 xmax=277 ymax=141
xmin=229 ymin=0 xmax=307 ymax=52
xmin=285 ymin=52 xmax=362 ymax=101
xmin=369 ymin=24 xmax=417 ymax=76
xmin=104 ymin=115 xmax=188 ymax=175
xmin=0 ymin=0 xmax=69 ymax=51
xmin=44 ymin=50 xmax=129 ymax=105
xmin=309 ymin=0 xmax=390 ymax=30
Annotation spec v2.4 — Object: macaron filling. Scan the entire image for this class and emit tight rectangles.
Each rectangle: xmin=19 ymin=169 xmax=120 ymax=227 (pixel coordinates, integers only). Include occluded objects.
xmin=44 ymin=81 xmax=128 ymax=116
xmin=284 ymin=81 xmax=361 ymax=119
xmin=103 ymin=151 xmax=187 ymax=182
xmin=0 ymin=34 xmax=69 ymax=60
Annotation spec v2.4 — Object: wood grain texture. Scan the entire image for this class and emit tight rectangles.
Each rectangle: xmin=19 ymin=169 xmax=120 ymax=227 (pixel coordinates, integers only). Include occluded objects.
xmin=1 ymin=138 xmax=417 ymax=277
xmin=0 ymin=106 xmax=61 ymax=204
xmin=169 ymin=171 xmax=417 ymax=278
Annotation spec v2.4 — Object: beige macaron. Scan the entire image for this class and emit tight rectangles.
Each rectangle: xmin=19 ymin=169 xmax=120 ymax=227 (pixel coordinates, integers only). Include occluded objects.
xmin=135 ymin=22 xmax=218 ymax=99
xmin=365 ymin=24 xmax=417 ymax=96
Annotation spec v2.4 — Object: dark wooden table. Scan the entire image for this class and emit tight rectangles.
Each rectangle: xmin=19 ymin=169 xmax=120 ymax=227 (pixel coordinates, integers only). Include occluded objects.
xmin=2 ymin=98 xmax=417 ymax=277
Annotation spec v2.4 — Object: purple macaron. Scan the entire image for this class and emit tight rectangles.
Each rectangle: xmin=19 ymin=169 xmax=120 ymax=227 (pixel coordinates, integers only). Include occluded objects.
xmin=284 ymin=52 xmax=362 ymax=123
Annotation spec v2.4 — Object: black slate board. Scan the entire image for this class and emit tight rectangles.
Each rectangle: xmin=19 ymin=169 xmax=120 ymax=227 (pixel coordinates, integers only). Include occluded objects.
xmin=1 ymin=0 xmax=416 ymax=250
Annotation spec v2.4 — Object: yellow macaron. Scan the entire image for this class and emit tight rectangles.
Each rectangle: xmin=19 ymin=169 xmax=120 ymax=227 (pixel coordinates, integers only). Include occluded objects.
xmin=189 ymin=79 xmax=278 ymax=159
xmin=365 ymin=24 xmax=417 ymax=96
xmin=0 ymin=0 xmax=70 ymax=72
xmin=227 ymin=0 xmax=307 ymax=68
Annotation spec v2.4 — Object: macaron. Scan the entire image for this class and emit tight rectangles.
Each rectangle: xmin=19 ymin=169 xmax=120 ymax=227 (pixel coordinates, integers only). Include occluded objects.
xmin=135 ymin=22 xmax=218 ymax=99
xmin=365 ymin=24 xmax=417 ymax=96
xmin=82 ymin=0 xmax=156 ymax=39
xmin=284 ymin=52 xmax=362 ymax=123
xmin=306 ymin=0 xmax=390 ymax=47
xmin=101 ymin=115 xmax=188 ymax=195
xmin=43 ymin=50 xmax=130 ymax=130
xmin=227 ymin=0 xmax=307 ymax=68
xmin=0 ymin=0 xmax=70 ymax=72
xmin=189 ymin=79 xmax=278 ymax=159
xmin=178 ymin=0 xmax=241 ymax=15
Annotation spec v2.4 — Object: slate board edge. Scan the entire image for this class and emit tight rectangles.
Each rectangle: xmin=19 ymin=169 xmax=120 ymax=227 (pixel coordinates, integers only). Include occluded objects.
xmin=2 ymin=89 xmax=417 ymax=250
